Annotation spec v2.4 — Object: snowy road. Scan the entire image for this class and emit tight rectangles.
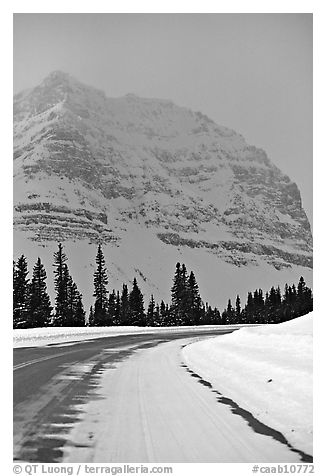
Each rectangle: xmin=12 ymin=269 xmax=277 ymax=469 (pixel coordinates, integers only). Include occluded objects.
xmin=14 ymin=330 xmax=308 ymax=463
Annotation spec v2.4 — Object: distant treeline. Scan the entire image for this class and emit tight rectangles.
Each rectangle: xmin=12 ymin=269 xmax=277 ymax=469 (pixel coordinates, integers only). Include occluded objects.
xmin=13 ymin=243 xmax=313 ymax=329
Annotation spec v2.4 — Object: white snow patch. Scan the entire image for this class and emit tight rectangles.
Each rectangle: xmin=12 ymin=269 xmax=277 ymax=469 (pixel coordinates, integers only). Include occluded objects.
xmin=182 ymin=313 xmax=313 ymax=455
xmin=13 ymin=324 xmax=251 ymax=349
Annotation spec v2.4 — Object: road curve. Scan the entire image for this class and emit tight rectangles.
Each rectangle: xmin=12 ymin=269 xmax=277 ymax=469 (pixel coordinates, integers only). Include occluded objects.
xmin=14 ymin=329 xmax=305 ymax=463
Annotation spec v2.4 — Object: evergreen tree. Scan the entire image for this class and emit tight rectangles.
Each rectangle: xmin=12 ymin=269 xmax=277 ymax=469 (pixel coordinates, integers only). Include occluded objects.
xmin=243 ymin=291 xmax=254 ymax=323
xmin=297 ymin=276 xmax=313 ymax=316
xmin=282 ymin=283 xmax=290 ymax=320
xmin=170 ymin=262 xmax=182 ymax=325
xmin=282 ymin=283 xmax=296 ymax=321
xmin=221 ymin=309 xmax=228 ymax=325
xmin=53 ymin=243 xmax=69 ymax=326
xmin=26 ymin=257 xmax=52 ymax=328
xmin=115 ymin=291 xmax=121 ymax=325
xmin=160 ymin=299 xmax=174 ymax=326
xmin=66 ymin=271 xmax=85 ymax=326
xmin=297 ymin=277 xmax=305 ymax=303
xmin=65 ymin=269 xmax=75 ymax=325
xmin=154 ymin=304 xmax=161 ymax=326
xmin=129 ymin=278 xmax=146 ymax=326
xmin=204 ymin=303 xmax=214 ymax=325
xmin=187 ymin=271 xmax=202 ymax=325
xmin=180 ymin=264 xmax=190 ymax=322
xmin=13 ymin=255 xmax=29 ymax=328
xmin=250 ymin=289 xmax=265 ymax=323
xmin=235 ymin=295 xmax=241 ymax=323
xmin=53 ymin=264 xmax=85 ymax=327
xmin=290 ymin=284 xmax=297 ymax=314
xmin=212 ymin=307 xmax=221 ymax=325
xmin=53 ymin=245 xmax=84 ymax=327
xmin=226 ymin=298 xmax=235 ymax=324
xmin=120 ymin=284 xmax=130 ymax=325
xmin=170 ymin=262 xmax=189 ymax=325
xmin=265 ymin=286 xmax=275 ymax=323
xmin=88 ymin=306 xmax=95 ymax=326
xmin=275 ymin=286 xmax=282 ymax=321
xmin=107 ymin=290 xmax=116 ymax=326
xmin=147 ymin=295 xmax=155 ymax=326
xmin=291 ymin=284 xmax=297 ymax=308
xmin=92 ymin=244 xmax=109 ymax=326
xmin=73 ymin=292 xmax=86 ymax=326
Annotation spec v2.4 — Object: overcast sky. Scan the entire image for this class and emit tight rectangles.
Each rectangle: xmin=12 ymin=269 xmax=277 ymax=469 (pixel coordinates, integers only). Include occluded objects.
xmin=13 ymin=13 xmax=312 ymax=224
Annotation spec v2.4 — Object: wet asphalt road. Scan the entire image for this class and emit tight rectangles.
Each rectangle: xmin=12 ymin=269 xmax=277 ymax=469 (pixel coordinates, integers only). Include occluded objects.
xmin=13 ymin=329 xmax=235 ymax=462
xmin=13 ymin=328 xmax=312 ymax=463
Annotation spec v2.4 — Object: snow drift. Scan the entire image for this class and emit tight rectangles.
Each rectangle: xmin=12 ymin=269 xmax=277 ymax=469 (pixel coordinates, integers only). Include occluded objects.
xmin=182 ymin=313 xmax=313 ymax=455
xmin=13 ymin=324 xmax=250 ymax=348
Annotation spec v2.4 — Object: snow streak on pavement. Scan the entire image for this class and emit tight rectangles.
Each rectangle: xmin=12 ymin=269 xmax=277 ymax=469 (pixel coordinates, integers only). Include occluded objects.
xmin=62 ymin=338 xmax=302 ymax=463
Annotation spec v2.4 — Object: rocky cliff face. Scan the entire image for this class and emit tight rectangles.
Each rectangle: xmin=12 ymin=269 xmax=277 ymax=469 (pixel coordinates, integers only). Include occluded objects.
xmin=13 ymin=71 xmax=312 ymax=307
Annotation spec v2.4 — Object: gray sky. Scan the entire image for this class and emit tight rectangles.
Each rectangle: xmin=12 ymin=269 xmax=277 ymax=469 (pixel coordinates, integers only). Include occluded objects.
xmin=13 ymin=13 xmax=313 ymax=225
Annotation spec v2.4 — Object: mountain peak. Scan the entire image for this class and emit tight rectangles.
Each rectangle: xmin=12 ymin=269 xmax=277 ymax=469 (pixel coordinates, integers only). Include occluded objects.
xmin=39 ymin=70 xmax=82 ymax=91
xmin=46 ymin=70 xmax=71 ymax=80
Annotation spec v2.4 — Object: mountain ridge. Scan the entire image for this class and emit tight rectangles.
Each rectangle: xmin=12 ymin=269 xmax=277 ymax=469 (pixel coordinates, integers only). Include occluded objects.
xmin=13 ymin=71 xmax=312 ymax=308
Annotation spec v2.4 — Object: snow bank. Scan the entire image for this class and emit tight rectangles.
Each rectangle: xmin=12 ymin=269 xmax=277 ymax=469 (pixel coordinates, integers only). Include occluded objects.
xmin=183 ymin=314 xmax=313 ymax=455
xmin=13 ymin=324 xmax=251 ymax=348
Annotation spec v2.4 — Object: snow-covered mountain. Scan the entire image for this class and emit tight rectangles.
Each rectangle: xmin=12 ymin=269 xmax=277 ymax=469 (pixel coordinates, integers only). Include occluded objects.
xmin=13 ymin=71 xmax=312 ymax=309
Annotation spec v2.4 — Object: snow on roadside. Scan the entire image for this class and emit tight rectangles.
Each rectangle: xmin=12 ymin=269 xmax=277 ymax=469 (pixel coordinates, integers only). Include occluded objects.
xmin=182 ymin=313 xmax=313 ymax=455
xmin=13 ymin=324 xmax=253 ymax=348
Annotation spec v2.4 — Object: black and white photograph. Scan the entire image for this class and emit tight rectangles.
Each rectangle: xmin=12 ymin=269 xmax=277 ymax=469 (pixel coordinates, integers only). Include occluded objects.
xmin=11 ymin=7 xmax=315 ymax=470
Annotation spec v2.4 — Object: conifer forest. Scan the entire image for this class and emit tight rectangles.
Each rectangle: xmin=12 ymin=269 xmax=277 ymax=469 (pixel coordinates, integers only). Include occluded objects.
xmin=13 ymin=243 xmax=313 ymax=329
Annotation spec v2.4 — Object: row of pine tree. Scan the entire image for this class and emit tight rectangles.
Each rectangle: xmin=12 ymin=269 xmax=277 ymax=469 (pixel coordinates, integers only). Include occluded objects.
xmin=13 ymin=243 xmax=312 ymax=329
xmin=221 ymin=277 xmax=313 ymax=325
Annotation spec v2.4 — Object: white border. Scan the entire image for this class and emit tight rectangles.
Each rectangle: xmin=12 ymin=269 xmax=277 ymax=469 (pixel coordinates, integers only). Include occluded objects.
xmin=3 ymin=2 xmax=324 ymax=474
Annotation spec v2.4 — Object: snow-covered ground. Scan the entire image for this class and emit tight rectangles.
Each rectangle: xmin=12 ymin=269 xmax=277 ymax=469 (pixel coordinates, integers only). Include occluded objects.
xmin=183 ymin=314 xmax=313 ymax=455
xmin=13 ymin=324 xmax=251 ymax=348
